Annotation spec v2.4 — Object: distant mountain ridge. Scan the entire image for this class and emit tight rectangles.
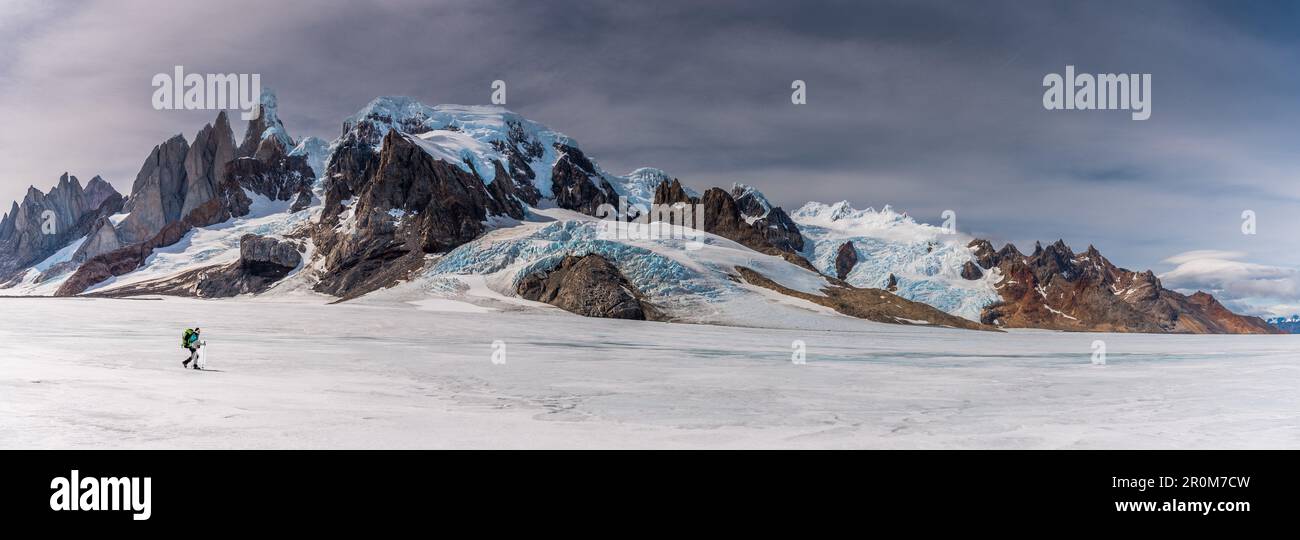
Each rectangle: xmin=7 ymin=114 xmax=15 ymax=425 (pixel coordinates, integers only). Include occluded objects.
xmin=0 ymin=173 xmax=124 ymax=286
xmin=969 ymin=239 xmax=1278 ymax=334
xmin=1267 ymin=316 xmax=1300 ymax=334
xmin=0 ymin=92 xmax=1278 ymax=334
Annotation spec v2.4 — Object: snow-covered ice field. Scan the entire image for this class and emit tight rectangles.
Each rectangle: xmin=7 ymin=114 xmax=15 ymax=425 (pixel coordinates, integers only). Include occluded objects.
xmin=2 ymin=296 xmax=1298 ymax=449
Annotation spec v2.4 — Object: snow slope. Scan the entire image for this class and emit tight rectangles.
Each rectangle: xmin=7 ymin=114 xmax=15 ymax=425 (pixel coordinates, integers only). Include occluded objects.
xmin=791 ymin=201 xmax=1001 ymax=321
xmin=84 ymin=192 xmax=319 ymax=294
xmin=0 ymin=236 xmax=89 ymax=296
xmin=4 ymin=295 xmax=1298 ymax=449
xmin=289 ymin=136 xmax=330 ymax=181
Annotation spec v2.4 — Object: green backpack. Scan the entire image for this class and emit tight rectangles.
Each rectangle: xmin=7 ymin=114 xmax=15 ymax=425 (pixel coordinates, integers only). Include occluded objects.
xmin=181 ymin=329 xmax=196 ymax=349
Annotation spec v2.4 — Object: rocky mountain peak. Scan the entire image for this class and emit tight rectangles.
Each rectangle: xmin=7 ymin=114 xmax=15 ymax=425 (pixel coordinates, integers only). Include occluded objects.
xmin=968 ymin=239 xmax=997 ymax=269
xmin=181 ymin=111 xmax=238 ymax=217
xmin=978 ymin=238 xmax=1276 ymax=333
xmin=0 ymin=172 xmax=124 ymax=282
xmin=994 ymin=242 xmax=1022 ymax=262
xmin=238 ymin=89 xmax=293 ymax=158
xmin=653 ymin=178 xmax=694 ymax=206
xmin=83 ymin=176 xmax=117 ymax=206
xmin=312 ymin=128 xmax=527 ymax=298
xmin=118 ymin=133 xmax=190 ymax=244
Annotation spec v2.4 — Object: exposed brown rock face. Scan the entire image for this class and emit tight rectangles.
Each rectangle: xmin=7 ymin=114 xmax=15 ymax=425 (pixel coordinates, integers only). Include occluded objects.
xmin=886 ymin=273 xmax=898 ymax=292
xmin=0 ymin=174 xmax=124 ymax=282
xmin=969 ymin=239 xmax=998 ymax=269
xmin=730 ymin=184 xmax=804 ymax=253
xmin=313 ymin=130 xmax=525 ymax=298
xmin=484 ymin=161 xmax=540 ymax=218
xmin=834 ymin=241 xmax=858 ymax=280
xmin=322 ymin=117 xmax=540 ymax=227
xmin=651 ymin=182 xmax=807 ymax=262
xmin=654 ymin=178 xmax=694 ymax=206
xmin=700 ymin=188 xmax=773 ymax=251
xmin=973 ymin=239 xmax=1279 ymax=333
xmin=516 ymin=254 xmax=659 ymax=320
xmin=960 ymin=261 xmax=983 ymax=280
xmin=1184 ymin=292 xmax=1277 ymax=334
xmin=321 ymin=133 xmax=381 ymax=223
xmin=489 ymin=119 xmax=545 ymax=207
xmin=550 ymin=144 xmax=620 ymax=216
xmin=735 ymin=267 xmax=994 ymax=331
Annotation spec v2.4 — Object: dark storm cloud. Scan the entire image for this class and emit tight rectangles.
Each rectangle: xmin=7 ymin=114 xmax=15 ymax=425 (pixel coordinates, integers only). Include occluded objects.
xmin=2 ymin=0 xmax=1299 ymax=311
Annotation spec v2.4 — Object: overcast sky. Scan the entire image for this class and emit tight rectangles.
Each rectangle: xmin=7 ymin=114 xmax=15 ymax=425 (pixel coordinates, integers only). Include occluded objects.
xmin=2 ymin=0 xmax=1299 ymax=315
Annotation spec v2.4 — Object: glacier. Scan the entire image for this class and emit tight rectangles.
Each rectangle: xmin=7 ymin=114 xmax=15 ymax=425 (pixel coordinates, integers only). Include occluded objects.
xmin=373 ymin=206 xmax=845 ymax=328
xmin=791 ymin=201 xmax=1001 ymax=321
xmin=4 ymin=294 xmax=1298 ymax=449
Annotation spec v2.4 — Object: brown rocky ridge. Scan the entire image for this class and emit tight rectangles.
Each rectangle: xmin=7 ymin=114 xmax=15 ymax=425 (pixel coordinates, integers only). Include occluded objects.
xmin=970 ymin=238 xmax=1278 ymax=333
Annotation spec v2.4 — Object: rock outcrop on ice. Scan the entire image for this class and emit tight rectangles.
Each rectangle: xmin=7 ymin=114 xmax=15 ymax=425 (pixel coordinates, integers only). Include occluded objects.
xmin=973 ymin=239 xmax=1279 ymax=334
xmin=834 ymin=241 xmax=857 ymax=280
xmin=516 ymin=253 xmax=660 ymax=320
xmin=289 ymin=136 xmax=330 ymax=180
xmin=193 ymin=234 xmax=303 ymax=297
xmin=239 ymin=234 xmax=303 ymax=275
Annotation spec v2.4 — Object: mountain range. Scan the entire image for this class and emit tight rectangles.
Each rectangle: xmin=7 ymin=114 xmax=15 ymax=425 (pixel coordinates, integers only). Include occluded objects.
xmin=0 ymin=91 xmax=1279 ymax=334
xmin=1266 ymin=316 xmax=1300 ymax=334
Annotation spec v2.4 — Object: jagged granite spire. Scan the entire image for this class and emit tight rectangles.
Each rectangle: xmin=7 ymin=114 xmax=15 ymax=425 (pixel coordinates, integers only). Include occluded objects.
xmin=238 ymin=88 xmax=293 ymax=158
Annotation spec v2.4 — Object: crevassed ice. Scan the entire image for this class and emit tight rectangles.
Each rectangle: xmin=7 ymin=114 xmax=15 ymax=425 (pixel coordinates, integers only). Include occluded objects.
xmin=792 ymin=201 xmax=1000 ymax=320
xmin=428 ymin=220 xmax=716 ymax=299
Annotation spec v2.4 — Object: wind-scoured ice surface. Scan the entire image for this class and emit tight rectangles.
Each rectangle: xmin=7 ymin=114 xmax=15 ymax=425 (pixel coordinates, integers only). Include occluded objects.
xmin=3 ymin=295 xmax=1298 ymax=449
xmin=792 ymin=201 xmax=1001 ymax=320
